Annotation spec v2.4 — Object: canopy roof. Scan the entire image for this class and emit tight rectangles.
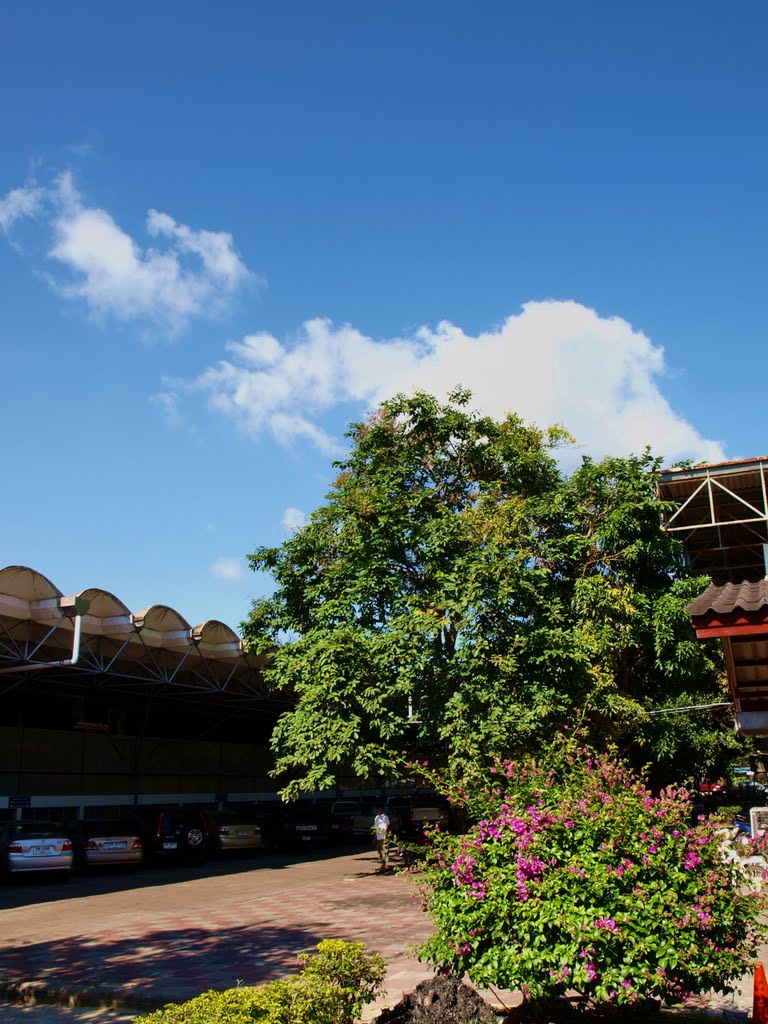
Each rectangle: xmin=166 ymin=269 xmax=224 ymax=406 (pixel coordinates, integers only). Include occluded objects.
xmin=658 ymin=458 xmax=768 ymax=582
xmin=663 ymin=461 xmax=768 ymax=735
xmin=0 ymin=565 xmax=276 ymax=707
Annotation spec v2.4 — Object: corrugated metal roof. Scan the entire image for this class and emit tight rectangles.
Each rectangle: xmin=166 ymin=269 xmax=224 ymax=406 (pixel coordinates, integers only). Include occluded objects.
xmin=686 ymin=579 xmax=768 ymax=617
xmin=660 ymin=455 xmax=768 ymax=479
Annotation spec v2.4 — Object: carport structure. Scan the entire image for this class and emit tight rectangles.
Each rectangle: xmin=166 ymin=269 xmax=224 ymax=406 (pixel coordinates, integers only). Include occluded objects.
xmin=0 ymin=564 xmax=270 ymax=702
xmin=0 ymin=565 xmax=287 ymax=816
xmin=658 ymin=458 xmax=768 ymax=734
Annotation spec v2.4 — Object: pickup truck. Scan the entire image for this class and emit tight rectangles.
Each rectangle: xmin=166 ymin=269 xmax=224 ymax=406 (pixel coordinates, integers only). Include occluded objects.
xmin=328 ymin=800 xmax=372 ymax=842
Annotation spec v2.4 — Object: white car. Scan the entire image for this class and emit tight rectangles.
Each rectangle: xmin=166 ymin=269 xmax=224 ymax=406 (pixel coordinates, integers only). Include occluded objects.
xmin=1 ymin=823 xmax=74 ymax=877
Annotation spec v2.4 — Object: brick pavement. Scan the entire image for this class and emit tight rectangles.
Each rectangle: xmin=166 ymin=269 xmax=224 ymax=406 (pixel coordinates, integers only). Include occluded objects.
xmin=0 ymin=849 xmax=436 ymax=1020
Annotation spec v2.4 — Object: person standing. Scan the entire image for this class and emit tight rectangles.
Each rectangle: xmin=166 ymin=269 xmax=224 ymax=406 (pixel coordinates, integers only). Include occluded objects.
xmin=373 ymin=803 xmax=390 ymax=873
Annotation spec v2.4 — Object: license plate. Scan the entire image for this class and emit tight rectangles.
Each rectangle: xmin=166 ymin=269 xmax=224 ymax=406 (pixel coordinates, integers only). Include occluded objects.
xmin=31 ymin=845 xmax=54 ymax=855
xmin=103 ymin=841 xmax=127 ymax=850
xmin=301 ymin=835 xmax=312 ymax=842
xmin=162 ymin=841 xmax=177 ymax=850
xmin=235 ymin=830 xmax=249 ymax=838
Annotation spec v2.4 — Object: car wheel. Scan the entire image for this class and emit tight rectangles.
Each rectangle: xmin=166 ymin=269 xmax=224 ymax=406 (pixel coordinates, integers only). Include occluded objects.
xmin=186 ymin=827 xmax=204 ymax=847
xmin=182 ymin=826 xmax=208 ymax=862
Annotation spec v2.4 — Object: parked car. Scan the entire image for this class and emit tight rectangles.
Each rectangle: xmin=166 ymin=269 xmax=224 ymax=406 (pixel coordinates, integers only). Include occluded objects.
xmin=69 ymin=820 xmax=143 ymax=871
xmin=328 ymin=800 xmax=369 ymax=843
xmin=281 ymin=800 xmax=333 ymax=848
xmin=386 ymin=792 xmax=452 ymax=864
xmin=246 ymin=802 xmax=288 ymax=851
xmin=212 ymin=812 xmax=264 ymax=854
xmin=0 ymin=822 xmax=74 ymax=878
xmin=121 ymin=807 xmax=212 ymax=863
xmin=718 ymin=783 xmax=768 ymax=813
xmin=384 ymin=795 xmax=417 ymax=834
xmin=352 ymin=803 xmax=378 ymax=840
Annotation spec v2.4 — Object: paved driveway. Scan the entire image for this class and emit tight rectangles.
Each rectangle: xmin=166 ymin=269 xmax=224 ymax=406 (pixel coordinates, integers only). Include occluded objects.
xmin=0 ymin=847 xmax=434 ymax=1020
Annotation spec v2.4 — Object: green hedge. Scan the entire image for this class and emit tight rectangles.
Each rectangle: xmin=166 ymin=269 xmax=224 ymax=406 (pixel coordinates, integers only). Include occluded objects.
xmin=135 ymin=940 xmax=386 ymax=1024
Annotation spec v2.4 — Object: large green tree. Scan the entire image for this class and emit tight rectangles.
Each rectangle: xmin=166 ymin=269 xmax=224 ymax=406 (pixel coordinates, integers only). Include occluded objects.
xmin=243 ymin=390 xmax=739 ymax=796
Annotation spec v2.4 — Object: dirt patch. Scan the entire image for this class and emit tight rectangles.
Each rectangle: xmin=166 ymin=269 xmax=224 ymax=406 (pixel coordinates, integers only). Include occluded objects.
xmin=371 ymin=976 xmax=497 ymax=1024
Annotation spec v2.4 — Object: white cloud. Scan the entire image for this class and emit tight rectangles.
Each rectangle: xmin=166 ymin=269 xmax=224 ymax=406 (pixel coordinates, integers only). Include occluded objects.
xmin=171 ymin=301 xmax=725 ymax=466
xmin=0 ymin=181 xmax=46 ymax=234
xmin=150 ymin=390 xmax=182 ymax=426
xmin=0 ymin=172 xmax=258 ymax=332
xmin=281 ymin=507 xmax=307 ymax=534
xmin=210 ymin=556 xmax=246 ymax=581
xmin=146 ymin=209 xmax=248 ymax=291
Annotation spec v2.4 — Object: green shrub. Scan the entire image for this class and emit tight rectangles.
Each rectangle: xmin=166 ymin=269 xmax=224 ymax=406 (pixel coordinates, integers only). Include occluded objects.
xmin=134 ymin=940 xmax=386 ymax=1024
xmin=299 ymin=938 xmax=387 ymax=1017
xmin=134 ymin=986 xmax=273 ymax=1024
xmin=709 ymin=803 xmax=741 ymax=825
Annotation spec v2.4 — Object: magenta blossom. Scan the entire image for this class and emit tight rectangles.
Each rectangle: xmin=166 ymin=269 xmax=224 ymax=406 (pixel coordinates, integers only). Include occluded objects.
xmin=595 ymin=917 xmax=618 ymax=933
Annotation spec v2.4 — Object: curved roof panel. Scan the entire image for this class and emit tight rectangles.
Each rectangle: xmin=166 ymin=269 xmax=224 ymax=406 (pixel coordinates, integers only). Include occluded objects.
xmin=133 ymin=605 xmax=192 ymax=634
xmin=76 ymin=587 xmax=132 ymax=620
xmin=0 ymin=565 xmax=62 ymax=604
xmin=192 ymin=620 xmax=241 ymax=648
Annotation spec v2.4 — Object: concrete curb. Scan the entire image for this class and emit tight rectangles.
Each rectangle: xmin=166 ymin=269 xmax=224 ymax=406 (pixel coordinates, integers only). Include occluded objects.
xmin=0 ymin=979 xmax=167 ymax=1015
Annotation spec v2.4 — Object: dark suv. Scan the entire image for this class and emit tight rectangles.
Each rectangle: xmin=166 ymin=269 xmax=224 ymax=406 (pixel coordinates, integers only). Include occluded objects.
xmin=281 ymin=800 xmax=333 ymax=848
xmin=121 ymin=807 xmax=212 ymax=863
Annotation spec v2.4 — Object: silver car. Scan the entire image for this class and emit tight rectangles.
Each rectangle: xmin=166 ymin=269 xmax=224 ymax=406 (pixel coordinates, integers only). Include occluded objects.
xmin=75 ymin=821 xmax=144 ymax=869
xmin=2 ymin=823 xmax=74 ymax=877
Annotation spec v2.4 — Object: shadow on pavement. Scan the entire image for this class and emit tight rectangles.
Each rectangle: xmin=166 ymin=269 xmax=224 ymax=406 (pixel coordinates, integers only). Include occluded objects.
xmin=0 ymin=921 xmax=329 ymax=1008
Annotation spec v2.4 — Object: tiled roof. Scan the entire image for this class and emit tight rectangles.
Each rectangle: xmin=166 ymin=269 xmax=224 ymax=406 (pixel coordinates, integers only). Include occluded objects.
xmin=686 ymin=579 xmax=768 ymax=617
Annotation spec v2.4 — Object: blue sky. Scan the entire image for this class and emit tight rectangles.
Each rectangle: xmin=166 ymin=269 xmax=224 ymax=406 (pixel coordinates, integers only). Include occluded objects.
xmin=1 ymin=2 xmax=765 ymax=630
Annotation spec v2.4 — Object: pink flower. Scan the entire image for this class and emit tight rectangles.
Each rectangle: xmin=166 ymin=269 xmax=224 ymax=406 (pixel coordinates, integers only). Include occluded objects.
xmin=595 ymin=917 xmax=618 ymax=933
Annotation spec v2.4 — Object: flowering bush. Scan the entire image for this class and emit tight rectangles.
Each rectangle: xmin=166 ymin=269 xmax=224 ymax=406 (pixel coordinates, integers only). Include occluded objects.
xmin=416 ymin=737 xmax=767 ymax=1011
